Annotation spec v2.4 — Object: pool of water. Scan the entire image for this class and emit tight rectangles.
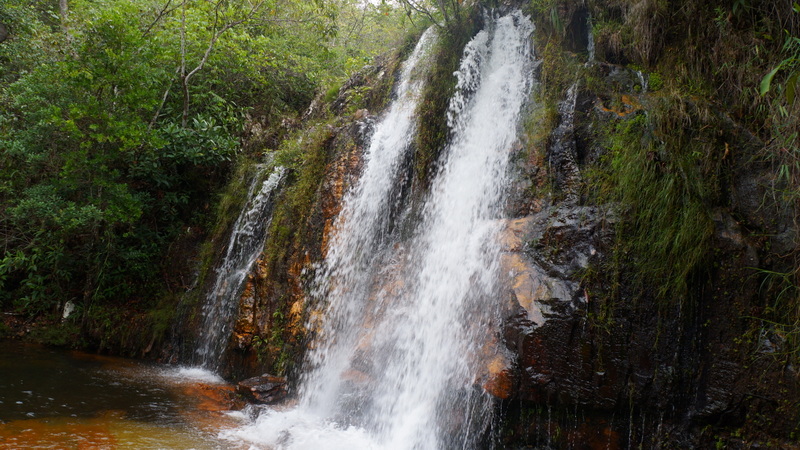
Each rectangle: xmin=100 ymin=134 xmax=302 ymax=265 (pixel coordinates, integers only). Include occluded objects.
xmin=0 ymin=341 xmax=244 ymax=449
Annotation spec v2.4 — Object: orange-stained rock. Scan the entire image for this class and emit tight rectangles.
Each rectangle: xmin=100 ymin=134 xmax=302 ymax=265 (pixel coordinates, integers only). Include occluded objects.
xmin=500 ymin=252 xmax=552 ymax=326
xmin=176 ymin=382 xmax=243 ymax=432
xmin=180 ymin=382 xmax=240 ymax=412
xmin=483 ymin=355 xmax=515 ymax=399
xmin=288 ymin=299 xmax=305 ymax=335
xmin=237 ymin=374 xmax=288 ymax=404
xmin=596 ymin=93 xmax=642 ymax=118
xmin=498 ymin=217 xmax=535 ymax=252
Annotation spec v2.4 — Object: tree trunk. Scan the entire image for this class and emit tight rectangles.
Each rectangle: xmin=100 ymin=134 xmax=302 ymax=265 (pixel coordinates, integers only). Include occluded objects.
xmin=59 ymin=0 xmax=69 ymax=33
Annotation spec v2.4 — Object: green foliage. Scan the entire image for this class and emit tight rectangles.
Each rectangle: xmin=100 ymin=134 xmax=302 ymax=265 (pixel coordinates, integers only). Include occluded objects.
xmin=590 ymin=94 xmax=721 ymax=301
xmin=648 ymin=72 xmax=663 ymax=91
xmin=760 ymin=6 xmax=800 ymax=105
xmin=396 ymin=0 xmax=463 ymax=27
xmin=750 ymin=268 xmax=800 ymax=361
xmin=266 ymin=123 xmax=336 ymax=274
xmin=0 ymin=0 xmax=412 ymax=350
xmin=414 ymin=15 xmax=480 ymax=185
xmin=0 ymin=0 xmax=61 ymax=84
xmin=528 ymin=0 xmax=562 ymax=37
xmin=0 ymin=0 xmax=234 ymax=314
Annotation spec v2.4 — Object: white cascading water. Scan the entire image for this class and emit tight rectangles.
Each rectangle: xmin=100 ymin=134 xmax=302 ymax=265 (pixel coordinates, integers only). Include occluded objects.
xmin=195 ymin=165 xmax=285 ymax=371
xmin=586 ymin=15 xmax=595 ymax=64
xmin=549 ymin=82 xmax=581 ymax=203
xmin=300 ymin=26 xmax=439 ymax=416
xmin=225 ymin=11 xmax=535 ymax=449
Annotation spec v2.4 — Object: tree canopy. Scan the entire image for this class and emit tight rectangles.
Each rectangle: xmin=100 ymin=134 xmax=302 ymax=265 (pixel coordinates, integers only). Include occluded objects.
xmin=0 ymin=0 xmax=414 ymax=321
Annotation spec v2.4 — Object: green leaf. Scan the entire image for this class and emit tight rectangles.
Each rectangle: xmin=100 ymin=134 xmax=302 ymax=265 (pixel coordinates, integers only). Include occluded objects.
xmin=760 ymin=65 xmax=782 ymax=95
xmin=793 ymin=2 xmax=800 ymax=13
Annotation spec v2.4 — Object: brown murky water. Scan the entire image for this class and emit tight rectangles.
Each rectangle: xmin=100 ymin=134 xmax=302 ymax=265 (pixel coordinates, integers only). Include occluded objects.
xmin=0 ymin=341 xmax=244 ymax=449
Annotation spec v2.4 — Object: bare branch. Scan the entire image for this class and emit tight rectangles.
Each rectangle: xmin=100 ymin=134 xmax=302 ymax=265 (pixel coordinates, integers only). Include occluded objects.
xmin=399 ymin=0 xmax=442 ymax=27
xmin=149 ymin=69 xmax=179 ymax=130
xmin=59 ymin=0 xmax=69 ymax=33
xmin=181 ymin=0 xmax=265 ymax=126
xmin=143 ymin=0 xmax=181 ymax=38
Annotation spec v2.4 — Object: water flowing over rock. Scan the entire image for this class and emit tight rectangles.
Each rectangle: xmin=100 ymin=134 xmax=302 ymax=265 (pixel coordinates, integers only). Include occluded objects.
xmin=194 ymin=166 xmax=285 ymax=371
xmin=549 ymin=82 xmax=582 ymax=203
xmin=224 ymin=11 xmax=537 ymax=449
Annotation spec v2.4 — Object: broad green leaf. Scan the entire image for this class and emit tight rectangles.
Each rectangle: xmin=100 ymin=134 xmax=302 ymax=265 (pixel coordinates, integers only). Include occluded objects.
xmin=760 ymin=65 xmax=782 ymax=95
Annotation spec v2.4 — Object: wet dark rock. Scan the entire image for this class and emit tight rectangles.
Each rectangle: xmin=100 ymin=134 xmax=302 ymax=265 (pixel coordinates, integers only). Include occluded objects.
xmin=549 ymin=85 xmax=582 ymax=203
xmin=596 ymin=62 xmax=643 ymax=93
xmin=237 ymin=374 xmax=288 ymax=404
xmin=498 ymin=44 xmax=800 ymax=445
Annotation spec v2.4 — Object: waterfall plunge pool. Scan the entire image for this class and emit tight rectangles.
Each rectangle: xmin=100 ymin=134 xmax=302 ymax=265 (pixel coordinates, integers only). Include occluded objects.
xmin=0 ymin=341 xmax=247 ymax=449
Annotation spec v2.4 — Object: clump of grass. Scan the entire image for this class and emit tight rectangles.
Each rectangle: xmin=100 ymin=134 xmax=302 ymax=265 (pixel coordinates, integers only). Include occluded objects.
xmin=591 ymin=90 xmax=723 ymax=302
xmin=265 ymin=122 xmax=337 ymax=277
xmin=414 ymin=12 xmax=482 ymax=186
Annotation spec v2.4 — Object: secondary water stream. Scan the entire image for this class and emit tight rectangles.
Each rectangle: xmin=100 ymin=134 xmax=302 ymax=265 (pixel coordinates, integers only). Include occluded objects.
xmin=194 ymin=165 xmax=285 ymax=371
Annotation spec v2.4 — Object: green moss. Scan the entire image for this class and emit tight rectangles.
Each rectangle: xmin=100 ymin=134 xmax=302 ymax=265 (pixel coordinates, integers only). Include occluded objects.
xmin=413 ymin=14 xmax=482 ymax=186
xmin=265 ymin=122 xmax=337 ymax=276
xmin=77 ymin=292 xmax=180 ymax=355
xmin=648 ymin=72 xmax=664 ymax=91
xmin=28 ymin=321 xmax=83 ymax=347
xmin=589 ymin=92 xmax=722 ymax=302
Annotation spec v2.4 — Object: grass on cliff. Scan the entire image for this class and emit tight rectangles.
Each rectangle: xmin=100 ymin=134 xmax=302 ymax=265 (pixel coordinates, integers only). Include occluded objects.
xmin=588 ymin=94 xmax=721 ymax=302
xmin=413 ymin=12 xmax=482 ymax=187
xmin=266 ymin=123 xmax=337 ymax=277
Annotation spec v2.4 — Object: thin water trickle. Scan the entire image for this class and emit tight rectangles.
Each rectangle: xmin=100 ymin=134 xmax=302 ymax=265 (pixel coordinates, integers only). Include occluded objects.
xmin=225 ymin=11 xmax=536 ymax=449
xmin=550 ymin=82 xmax=581 ymax=203
xmin=195 ymin=165 xmax=285 ymax=371
xmin=586 ymin=15 xmax=595 ymax=64
xmin=636 ymin=70 xmax=649 ymax=92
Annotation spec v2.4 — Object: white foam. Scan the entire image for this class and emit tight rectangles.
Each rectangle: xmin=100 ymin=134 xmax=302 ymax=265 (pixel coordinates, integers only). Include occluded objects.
xmin=160 ymin=366 xmax=226 ymax=385
xmin=222 ymin=409 xmax=380 ymax=450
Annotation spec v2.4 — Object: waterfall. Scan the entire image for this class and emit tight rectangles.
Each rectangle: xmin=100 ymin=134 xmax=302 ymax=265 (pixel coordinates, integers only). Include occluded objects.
xmin=194 ymin=165 xmax=285 ymax=371
xmin=225 ymin=10 xmax=535 ymax=449
xmin=636 ymin=70 xmax=649 ymax=92
xmin=301 ymin=27 xmax=439 ymax=416
xmin=549 ymin=82 xmax=582 ymax=203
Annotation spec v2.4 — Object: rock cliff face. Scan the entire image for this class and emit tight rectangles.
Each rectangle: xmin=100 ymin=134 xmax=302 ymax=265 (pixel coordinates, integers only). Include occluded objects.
xmin=189 ymin=2 xmax=799 ymax=446
xmin=208 ymin=55 xmax=402 ymax=381
xmin=493 ymin=3 xmax=800 ymax=446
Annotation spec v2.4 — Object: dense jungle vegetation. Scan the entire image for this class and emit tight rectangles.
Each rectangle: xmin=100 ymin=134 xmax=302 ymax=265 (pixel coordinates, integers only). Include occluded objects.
xmin=0 ymin=0 xmax=425 ymax=346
